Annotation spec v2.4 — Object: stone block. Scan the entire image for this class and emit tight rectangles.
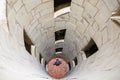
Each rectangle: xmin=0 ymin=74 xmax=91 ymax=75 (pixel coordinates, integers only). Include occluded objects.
xmin=113 ymin=34 xmax=120 ymax=49
xmin=66 ymin=22 xmax=76 ymax=31
xmin=16 ymin=7 xmax=32 ymax=28
xmin=7 ymin=9 xmax=16 ymax=28
xmin=42 ymin=0 xmax=50 ymax=2
xmin=31 ymin=26 xmax=41 ymax=43
xmin=30 ymin=20 xmax=39 ymax=31
xmin=92 ymin=22 xmax=99 ymax=32
xmin=15 ymin=23 xmax=24 ymax=46
xmin=103 ymin=0 xmax=119 ymax=11
xmin=43 ymin=20 xmax=54 ymax=29
xmin=86 ymin=25 xmax=95 ymax=37
xmin=84 ymin=1 xmax=98 ymax=17
xmin=14 ymin=0 xmax=23 ymax=12
xmin=39 ymin=13 xmax=54 ymax=26
xmin=40 ymin=33 xmax=47 ymax=43
xmin=46 ymin=27 xmax=55 ymax=38
xmin=102 ymin=27 xmax=109 ymax=44
xmin=95 ymin=11 xmax=110 ymax=30
xmin=69 ymin=16 xmax=77 ymax=25
xmin=34 ymin=1 xmax=53 ymax=14
xmin=55 ymin=20 xmax=66 ymax=31
xmin=55 ymin=42 xmax=64 ymax=49
xmin=0 ymin=20 xmax=9 ymax=33
xmin=33 ymin=13 xmax=41 ymax=20
xmin=76 ymin=30 xmax=83 ymax=40
xmin=76 ymin=20 xmax=87 ymax=34
xmin=107 ymin=19 xmax=120 ymax=41
xmin=81 ymin=18 xmax=89 ymax=28
xmin=34 ymin=33 xmax=42 ymax=44
xmin=84 ymin=31 xmax=91 ymax=44
xmin=31 ymin=9 xmax=35 ymax=16
xmin=82 ymin=36 xmax=88 ymax=48
xmin=23 ymin=0 xmax=42 ymax=12
xmin=83 ymin=12 xmax=95 ymax=25
xmin=70 ymin=3 xmax=84 ymax=21
xmin=93 ymin=31 xmax=103 ymax=48
xmin=95 ymin=12 xmax=106 ymax=30
xmin=72 ymin=0 xmax=84 ymax=6
xmin=57 ymin=13 xmax=70 ymax=21
xmin=88 ymin=0 xmax=99 ymax=6
xmin=7 ymin=0 xmax=17 ymax=5
xmin=95 ymin=0 xmax=111 ymax=30
xmin=40 ymin=27 xmax=48 ymax=35
xmin=40 ymin=8 xmax=53 ymax=16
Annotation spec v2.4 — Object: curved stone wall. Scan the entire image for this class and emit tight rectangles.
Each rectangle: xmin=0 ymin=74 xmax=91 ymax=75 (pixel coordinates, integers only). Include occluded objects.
xmin=0 ymin=0 xmax=119 ymax=80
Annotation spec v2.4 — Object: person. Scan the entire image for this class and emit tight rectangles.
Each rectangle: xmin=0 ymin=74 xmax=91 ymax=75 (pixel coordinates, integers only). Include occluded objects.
xmin=54 ymin=59 xmax=61 ymax=66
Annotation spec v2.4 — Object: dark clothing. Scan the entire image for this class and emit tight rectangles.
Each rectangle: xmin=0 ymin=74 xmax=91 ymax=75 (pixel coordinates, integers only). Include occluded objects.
xmin=54 ymin=60 xmax=61 ymax=66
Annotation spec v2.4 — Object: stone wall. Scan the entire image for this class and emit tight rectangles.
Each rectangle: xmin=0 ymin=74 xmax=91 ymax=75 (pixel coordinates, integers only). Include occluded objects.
xmin=63 ymin=0 xmax=120 ymax=79
xmin=0 ymin=0 xmax=120 ymax=80
xmin=7 ymin=0 xmax=55 ymax=62
xmin=0 ymin=0 xmax=51 ymax=80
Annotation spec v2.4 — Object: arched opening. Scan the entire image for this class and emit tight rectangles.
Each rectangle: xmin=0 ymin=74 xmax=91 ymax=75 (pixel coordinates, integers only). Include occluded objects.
xmin=55 ymin=47 xmax=63 ymax=52
xmin=39 ymin=53 xmax=43 ymax=64
xmin=111 ymin=10 xmax=120 ymax=25
xmin=74 ymin=57 xmax=78 ymax=66
xmin=24 ymin=30 xmax=34 ymax=55
xmin=82 ymin=39 xmax=98 ymax=58
xmin=54 ymin=0 xmax=71 ymax=11
xmin=55 ymin=29 xmax=66 ymax=41
xmin=68 ymin=62 xmax=71 ymax=70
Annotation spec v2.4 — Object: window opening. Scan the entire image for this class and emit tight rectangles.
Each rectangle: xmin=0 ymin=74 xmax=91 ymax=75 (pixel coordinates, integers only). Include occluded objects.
xmin=111 ymin=11 xmax=120 ymax=25
xmin=82 ymin=39 xmax=98 ymax=58
xmin=45 ymin=61 xmax=47 ymax=67
xmin=68 ymin=62 xmax=71 ymax=70
xmin=39 ymin=54 xmax=43 ymax=63
xmin=74 ymin=57 xmax=78 ymax=66
xmin=55 ymin=29 xmax=66 ymax=41
xmin=24 ymin=30 xmax=33 ymax=54
xmin=54 ymin=0 xmax=71 ymax=11
xmin=55 ymin=48 xmax=63 ymax=52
